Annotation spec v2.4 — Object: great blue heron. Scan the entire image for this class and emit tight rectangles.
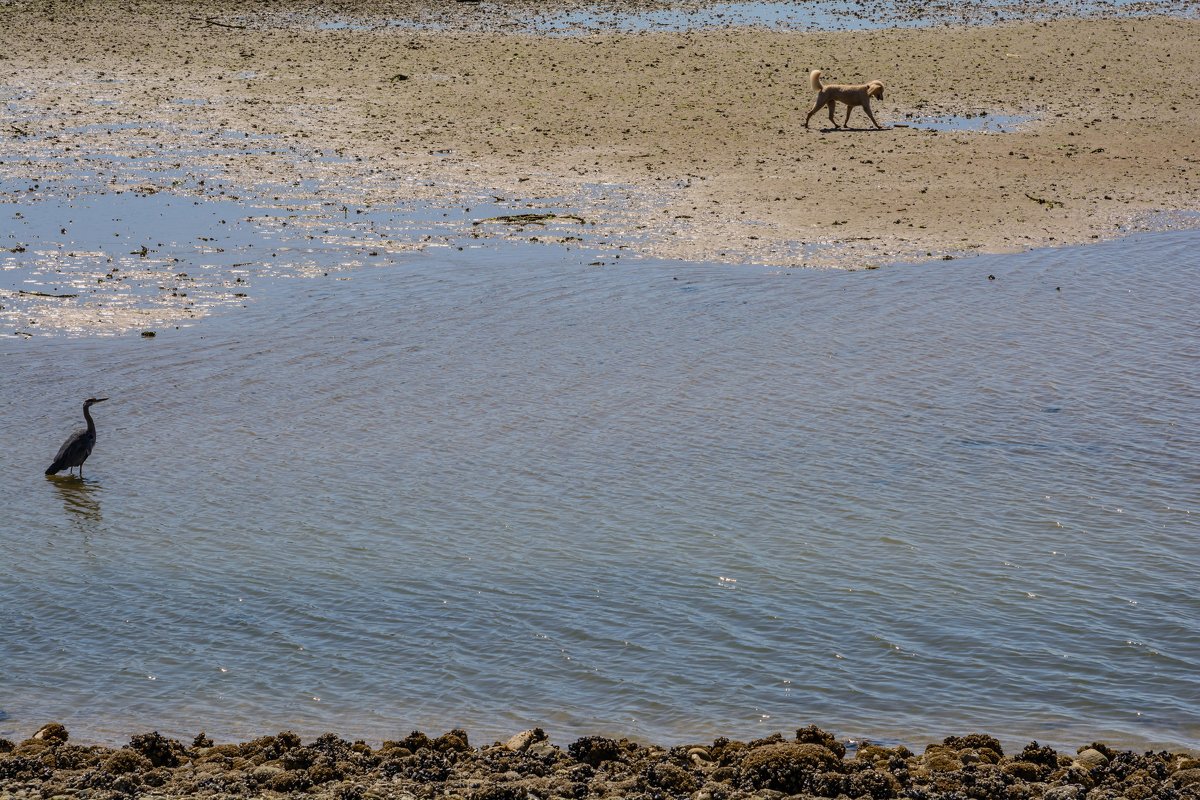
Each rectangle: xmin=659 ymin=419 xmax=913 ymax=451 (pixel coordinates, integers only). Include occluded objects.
xmin=45 ymin=397 xmax=108 ymax=477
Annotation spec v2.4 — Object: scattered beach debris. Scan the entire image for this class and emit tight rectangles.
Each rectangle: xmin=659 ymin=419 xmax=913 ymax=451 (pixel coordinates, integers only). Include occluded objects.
xmin=1025 ymin=192 xmax=1065 ymax=208
xmin=474 ymin=213 xmax=587 ymax=226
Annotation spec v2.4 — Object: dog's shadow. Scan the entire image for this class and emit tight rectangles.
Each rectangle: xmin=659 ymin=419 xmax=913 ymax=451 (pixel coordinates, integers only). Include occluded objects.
xmin=818 ymin=126 xmax=891 ymax=133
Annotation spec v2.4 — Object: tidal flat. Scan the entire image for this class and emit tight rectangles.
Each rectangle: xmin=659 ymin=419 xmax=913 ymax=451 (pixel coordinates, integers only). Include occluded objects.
xmin=2 ymin=0 xmax=1199 ymax=284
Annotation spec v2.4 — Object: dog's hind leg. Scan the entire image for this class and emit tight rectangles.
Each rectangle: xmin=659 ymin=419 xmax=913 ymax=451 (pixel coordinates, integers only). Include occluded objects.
xmin=843 ymin=104 xmax=854 ymax=128
xmin=828 ymin=101 xmax=840 ymax=128
xmin=804 ymin=94 xmax=828 ymax=129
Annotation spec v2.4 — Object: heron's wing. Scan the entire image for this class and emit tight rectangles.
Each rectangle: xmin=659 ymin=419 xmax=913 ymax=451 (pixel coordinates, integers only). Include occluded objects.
xmin=51 ymin=428 xmax=92 ymax=466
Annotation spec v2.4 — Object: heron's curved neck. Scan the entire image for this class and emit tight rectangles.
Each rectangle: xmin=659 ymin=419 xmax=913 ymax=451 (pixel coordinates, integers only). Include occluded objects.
xmin=83 ymin=404 xmax=96 ymax=435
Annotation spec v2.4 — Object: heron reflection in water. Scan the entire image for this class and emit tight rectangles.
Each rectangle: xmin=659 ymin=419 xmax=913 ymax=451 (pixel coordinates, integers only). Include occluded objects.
xmin=45 ymin=397 xmax=107 ymax=478
xmin=52 ymin=477 xmax=102 ymax=522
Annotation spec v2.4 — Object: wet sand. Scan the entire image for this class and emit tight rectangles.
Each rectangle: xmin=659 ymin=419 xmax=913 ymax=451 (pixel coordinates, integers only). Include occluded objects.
xmin=2 ymin=723 xmax=1199 ymax=800
xmin=2 ymin=0 xmax=1199 ymax=269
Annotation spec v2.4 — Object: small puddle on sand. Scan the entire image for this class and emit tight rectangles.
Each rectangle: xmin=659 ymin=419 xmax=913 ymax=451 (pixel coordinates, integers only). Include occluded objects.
xmin=898 ymin=113 xmax=1034 ymax=132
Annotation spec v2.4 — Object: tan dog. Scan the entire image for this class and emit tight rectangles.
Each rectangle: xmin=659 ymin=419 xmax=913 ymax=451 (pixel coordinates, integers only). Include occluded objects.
xmin=804 ymin=69 xmax=886 ymax=130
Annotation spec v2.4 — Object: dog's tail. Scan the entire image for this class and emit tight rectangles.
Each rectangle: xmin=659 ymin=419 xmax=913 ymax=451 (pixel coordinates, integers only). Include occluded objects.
xmin=809 ymin=69 xmax=824 ymax=92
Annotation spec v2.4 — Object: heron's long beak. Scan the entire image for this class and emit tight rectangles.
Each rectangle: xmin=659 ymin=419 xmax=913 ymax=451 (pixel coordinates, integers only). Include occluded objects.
xmin=93 ymin=398 xmax=108 ymax=403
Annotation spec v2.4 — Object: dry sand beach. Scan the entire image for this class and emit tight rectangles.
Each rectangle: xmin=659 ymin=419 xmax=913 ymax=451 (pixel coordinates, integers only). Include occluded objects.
xmin=2 ymin=0 xmax=1199 ymax=271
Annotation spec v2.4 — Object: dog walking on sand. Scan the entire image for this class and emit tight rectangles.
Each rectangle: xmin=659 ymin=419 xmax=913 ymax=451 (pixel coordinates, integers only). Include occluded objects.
xmin=804 ymin=69 xmax=886 ymax=130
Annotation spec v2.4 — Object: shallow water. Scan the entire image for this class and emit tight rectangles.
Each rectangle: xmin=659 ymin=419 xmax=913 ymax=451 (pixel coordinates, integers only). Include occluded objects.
xmin=0 ymin=183 xmax=575 ymax=333
xmin=292 ymin=0 xmax=1200 ymax=34
xmin=2 ymin=212 xmax=1198 ymax=751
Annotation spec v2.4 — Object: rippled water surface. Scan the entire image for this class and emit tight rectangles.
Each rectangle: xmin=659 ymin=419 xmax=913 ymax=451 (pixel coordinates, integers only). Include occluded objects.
xmin=1 ymin=226 xmax=1198 ymax=752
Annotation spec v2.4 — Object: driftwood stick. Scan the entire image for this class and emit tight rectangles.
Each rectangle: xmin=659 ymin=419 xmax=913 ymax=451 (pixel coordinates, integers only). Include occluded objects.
xmin=189 ymin=16 xmax=249 ymax=30
xmin=18 ymin=290 xmax=78 ymax=298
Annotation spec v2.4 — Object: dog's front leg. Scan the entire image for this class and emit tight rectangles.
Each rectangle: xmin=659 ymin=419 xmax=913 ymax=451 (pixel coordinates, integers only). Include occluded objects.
xmin=863 ymin=100 xmax=883 ymax=129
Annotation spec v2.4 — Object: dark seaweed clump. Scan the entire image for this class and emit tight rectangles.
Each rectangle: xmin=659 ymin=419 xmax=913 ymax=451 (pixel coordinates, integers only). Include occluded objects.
xmin=1 ymin=723 xmax=1198 ymax=800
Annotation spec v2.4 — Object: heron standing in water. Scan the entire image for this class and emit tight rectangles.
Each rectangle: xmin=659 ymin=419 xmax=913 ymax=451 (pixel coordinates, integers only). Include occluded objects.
xmin=45 ymin=397 xmax=108 ymax=477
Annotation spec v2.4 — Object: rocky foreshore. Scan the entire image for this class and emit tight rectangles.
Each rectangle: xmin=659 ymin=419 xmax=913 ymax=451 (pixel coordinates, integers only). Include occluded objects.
xmin=2 ymin=723 xmax=1198 ymax=800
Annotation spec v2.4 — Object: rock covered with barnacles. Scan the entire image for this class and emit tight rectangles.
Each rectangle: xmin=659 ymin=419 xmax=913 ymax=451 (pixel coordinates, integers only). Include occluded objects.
xmin=2 ymin=723 xmax=1199 ymax=800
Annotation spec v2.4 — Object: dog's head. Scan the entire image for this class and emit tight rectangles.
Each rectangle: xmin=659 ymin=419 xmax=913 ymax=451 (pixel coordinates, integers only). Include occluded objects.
xmin=868 ymin=81 xmax=885 ymax=101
